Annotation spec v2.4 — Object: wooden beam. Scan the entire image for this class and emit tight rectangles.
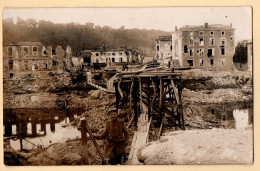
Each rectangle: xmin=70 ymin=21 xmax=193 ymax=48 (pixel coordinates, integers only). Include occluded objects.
xmin=81 ymin=118 xmax=88 ymax=165
xmin=159 ymin=77 xmax=163 ymax=108
xmin=178 ymin=87 xmax=185 ymax=130
xmin=129 ymin=78 xmax=134 ymax=108
xmin=171 ymin=79 xmax=180 ymax=104
xmin=139 ymin=77 xmax=142 ymax=112
xmin=85 ymin=123 xmax=106 ymax=164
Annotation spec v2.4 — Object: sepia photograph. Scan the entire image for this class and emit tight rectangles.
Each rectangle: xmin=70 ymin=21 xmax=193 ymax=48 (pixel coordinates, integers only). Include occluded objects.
xmin=2 ymin=7 xmax=253 ymax=166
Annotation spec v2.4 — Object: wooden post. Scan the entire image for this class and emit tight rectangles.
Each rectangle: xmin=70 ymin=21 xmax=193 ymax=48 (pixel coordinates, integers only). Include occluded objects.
xmin=178 ymin=85 xmax=185 ymax=130
xmin=20 ymin=137 xmax=23 ymax=150
xmin=147 ymin=82 xmax=151 ymax=120
xmin=159 ymin=77 xmax=163 ymax=108
xmin=115 ymin=83 xmax=120 ymax=110
xmin=81 ymin=117 xmax=88 ymax=164
xmin=139 ymin=77 xmax=142 ymax=112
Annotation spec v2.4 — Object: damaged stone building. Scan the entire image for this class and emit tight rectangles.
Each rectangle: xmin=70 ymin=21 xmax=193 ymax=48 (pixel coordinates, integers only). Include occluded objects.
xmin=92 ymin=48 xmax=143 ymax=67
xmin=156 ymin=23 xmax=235 ymax=70
xmin=156 ymin=36 xmax=172 ymax=65
xmin=172 ymin=23 xmax=235 ymax=70
xmin=3 ymin=42 xmax=72 ymax=80
xmin=72 ymin=48 xmax=144 ymax=70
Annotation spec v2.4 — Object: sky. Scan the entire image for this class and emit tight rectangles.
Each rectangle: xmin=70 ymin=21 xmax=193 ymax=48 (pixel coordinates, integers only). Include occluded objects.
xmin=3 ymin=7 xmax=252 ymax=42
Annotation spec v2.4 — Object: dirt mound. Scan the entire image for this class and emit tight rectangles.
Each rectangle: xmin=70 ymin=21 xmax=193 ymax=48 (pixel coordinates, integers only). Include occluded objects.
xmin=139 ymin=128 xmax=253 ymax=165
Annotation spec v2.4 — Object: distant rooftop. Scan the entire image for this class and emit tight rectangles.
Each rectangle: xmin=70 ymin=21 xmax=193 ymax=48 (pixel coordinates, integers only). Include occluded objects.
xmin=158 ymin=36 xmax=172 ymax=41
xmin=177 ymin=23 xmax=234 ymax=32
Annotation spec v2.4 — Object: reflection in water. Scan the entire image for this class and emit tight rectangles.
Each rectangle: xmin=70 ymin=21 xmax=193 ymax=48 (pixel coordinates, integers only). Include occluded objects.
xmin=3 ymin=108 xmax=84 ymax=150
xmin=233 ymin=109 xmax=252 ymax=130
xmin=199 ymin=103 xmax=253 ymax=129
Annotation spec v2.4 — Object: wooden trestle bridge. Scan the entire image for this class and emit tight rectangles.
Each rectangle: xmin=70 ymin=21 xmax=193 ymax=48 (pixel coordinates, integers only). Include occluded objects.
xmin=81 ymin=64 xmax=187 ymax=164
xmin=113 ymin=68 xmax=185 ymax=164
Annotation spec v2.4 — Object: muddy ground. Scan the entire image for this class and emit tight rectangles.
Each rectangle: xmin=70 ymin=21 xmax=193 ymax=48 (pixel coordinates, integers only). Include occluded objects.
xmin=3 ymin=70 xmax=253 ymax=165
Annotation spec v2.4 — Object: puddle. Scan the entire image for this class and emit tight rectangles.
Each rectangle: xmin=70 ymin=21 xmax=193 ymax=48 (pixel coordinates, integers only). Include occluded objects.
xmin=193 ymin=103 xmax=253 ymax=129
xmin=3 ymin=108 xmax=84 ymax=150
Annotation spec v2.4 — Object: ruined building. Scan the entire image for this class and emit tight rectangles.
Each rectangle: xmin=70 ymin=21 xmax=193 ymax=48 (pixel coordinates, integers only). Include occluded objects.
xmin=156 ymin=36 xmax=172 ymax=65
xmin=72 ymin=48 xmax=144 ymax=69
xmin=172 ymin=23 xmax=235 ymax=70
xmin=3 ymin=42 xmax=72 ymax=80
xmin=156 ymin=23 xmax=235 ymax=70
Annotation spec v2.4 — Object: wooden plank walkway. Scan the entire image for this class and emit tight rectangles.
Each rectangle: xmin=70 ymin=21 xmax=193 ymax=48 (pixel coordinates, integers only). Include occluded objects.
xmin=127 ymin=113 xmax=151 ymax=165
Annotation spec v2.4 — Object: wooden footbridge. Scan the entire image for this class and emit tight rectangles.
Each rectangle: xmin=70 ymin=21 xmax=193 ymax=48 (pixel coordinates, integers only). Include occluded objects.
xmin=81 ymin=63 xmax=186 ymax=165
xmin=113 ymin=66 xmax=185 ymax=164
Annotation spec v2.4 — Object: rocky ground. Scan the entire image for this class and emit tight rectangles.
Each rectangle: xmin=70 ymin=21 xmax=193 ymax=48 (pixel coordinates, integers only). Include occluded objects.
xmin=3 ymin=70 xmax=253 ymax=165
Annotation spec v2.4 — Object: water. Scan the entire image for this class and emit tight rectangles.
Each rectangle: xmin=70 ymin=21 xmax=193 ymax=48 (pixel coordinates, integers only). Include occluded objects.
xmin=195 ymin=103 xmax=253 ymax=129
xmin=3 ymin=108 xmax=84 ymax=150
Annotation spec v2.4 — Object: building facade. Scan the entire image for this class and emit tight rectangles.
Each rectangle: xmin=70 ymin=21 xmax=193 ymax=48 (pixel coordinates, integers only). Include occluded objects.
xmin=71 ymin=48 xmax=144 ymax=69
xmin=156 ymin=36 xmax=172 ymax=65
xmin=172 ymin=23 xmax=235 ymax=70
xmin=3 ymin=42 xmax=72 ymax=80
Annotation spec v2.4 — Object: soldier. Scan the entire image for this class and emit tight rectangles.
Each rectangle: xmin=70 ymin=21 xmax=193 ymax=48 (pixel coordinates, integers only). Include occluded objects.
xmin=94 ymin=111 xmax=129 ymax=165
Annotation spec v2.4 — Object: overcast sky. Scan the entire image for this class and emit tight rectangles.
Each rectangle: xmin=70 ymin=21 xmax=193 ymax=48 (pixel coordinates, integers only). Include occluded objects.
xmin=3 ymin=7 xmax=252 ymax=41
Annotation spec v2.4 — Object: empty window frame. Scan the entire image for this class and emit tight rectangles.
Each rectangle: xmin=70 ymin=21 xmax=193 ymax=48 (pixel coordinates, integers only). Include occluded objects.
xmin=184 ymin=45 xmax=188 ymax=54
xmin=10 ymin=73 xmax=14 ymax=78
xmin=196 ymin=50 xmax=200 ymax=55
xmin=199 ymin=38 xmax=204 ymax=46
xmin=189 ymin=48 xmax=194 ymax=57
xmin=190 ymin=37 xmax=194 ymax=46
xmin=9 ymin=60 xmax=13 ymax=70
xmin=210 ymin=31 xmax=214 ymax=36
xmin=221 ymin=31 xmax=225 ymax=36
xmin=199 ymin=49 xmax=204 ymax=56
xmin=23 ymin=47 xmax=29 ymax=57
xmin=52 ymin=60 xmax=58 ymax=69
xmin=96 ymin=53 xmax=99 ymax=56
xmin=157 ymin=46 xmax=159 ymax=51
xmin=32 ymin=46 xmax=38 ymax=56
xmin=25 ymin=61 xmax=29 ymax=70
xmin=52 ymin=49 xmax=56 ymax=55
xmin=210 ymin=38 xmax=215 ymax=46
xmin=34 ymin=63 xmax=39 ymax=70
xmin=112 ymin=58 xmax=115 ymax=62
xmin=43 ymin=61 xmax=48 ymax=69
xmin=207 ymin=48 xmax=215 ymax=57
xmin=221 ymin=38 xmax=225 ymax=45
xmin=187 ymin=60 xmax=194 ymax=67
xmin=83 ymin=57 xmax=89 ymax=63
xmin=199 ymin=31 xmax=204 ymax=36
xmin=210 ymin=59 xmax=214 ymax=66
xmin=120 ymin=57 xmax=123 ymax=63
xmin=199 ymin=59 xmax=204 ymax=66
xmin=220 ymin=46 xmax=225 ymax=55
xmin=8 ymin=47 xmax=12 ymax=56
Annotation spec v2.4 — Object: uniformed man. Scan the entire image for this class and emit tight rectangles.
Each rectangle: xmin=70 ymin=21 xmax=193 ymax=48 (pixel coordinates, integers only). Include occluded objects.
xmin=94 ymin=111 xmax=129 ymax=165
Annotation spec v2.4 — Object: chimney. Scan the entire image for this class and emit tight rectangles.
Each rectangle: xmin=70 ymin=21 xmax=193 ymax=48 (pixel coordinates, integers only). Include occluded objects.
xmin=205 ymin=23 xmax=209 ymax=29
xmin=175 ymin=26 xmax=177 ymax=32
xmin=230 ymin=23 xmax=232 ymax=28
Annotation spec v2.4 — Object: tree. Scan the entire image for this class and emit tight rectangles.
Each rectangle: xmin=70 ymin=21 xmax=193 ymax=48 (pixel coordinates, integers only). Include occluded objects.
xmin=233 ymin=43 xmax=248 ymax=64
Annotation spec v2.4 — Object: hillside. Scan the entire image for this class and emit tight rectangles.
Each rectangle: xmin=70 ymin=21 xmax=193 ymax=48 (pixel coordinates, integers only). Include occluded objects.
xmin=3 ymin=17 xmax=171 ymax=53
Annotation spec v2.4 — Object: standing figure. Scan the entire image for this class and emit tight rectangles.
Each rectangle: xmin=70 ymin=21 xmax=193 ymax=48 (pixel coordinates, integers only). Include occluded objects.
xmin=94 ymin=111 xmax=129 ymax=165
